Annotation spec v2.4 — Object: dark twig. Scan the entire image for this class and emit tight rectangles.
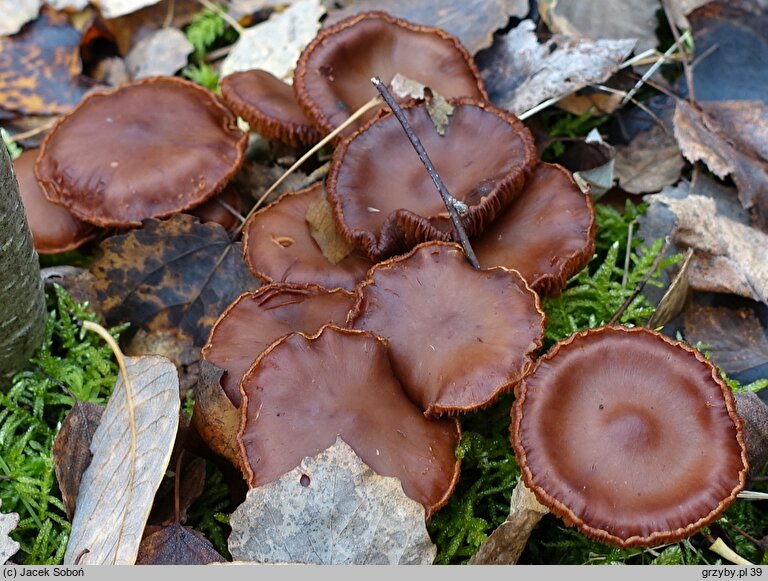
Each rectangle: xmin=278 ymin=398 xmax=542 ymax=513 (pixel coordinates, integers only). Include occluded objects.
xmin=608 ymin=236 xmax=672 ymax=326
xmin=662 ymin=0 xmax=696 ymax=103
xmin=371 ymin=76 xmax=481 ymax=269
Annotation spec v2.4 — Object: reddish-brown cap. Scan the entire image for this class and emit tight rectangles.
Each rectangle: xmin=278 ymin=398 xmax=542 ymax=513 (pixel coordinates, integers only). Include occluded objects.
xmin=242 ymin=183 xmax=374 ymax=291
xmin=14 ymin=149 xmax=97 ymax=254
xmin=220 ymin=70 xmax=321 ymax=148
xmin=188 ymin=184 xmax=242 ymax=232
xmin=201 ymin=283 xmax=356 ymax=408
xmin=512 ymin=326 xmax=748 ymax=547
xmin=293 ymin=11 xmax=487 ymax=136
xmin=237 ymin=324 xmax=461 ymax=517
xmin=474 ymin=163 xmax=596 ymax=296
xmin=327 ymin=99 xmax=537 ymax=261
xmin=35 ymin=76 xmax=247 ymax=228
xmin=350 ymin=242 xmax=546 ymax=416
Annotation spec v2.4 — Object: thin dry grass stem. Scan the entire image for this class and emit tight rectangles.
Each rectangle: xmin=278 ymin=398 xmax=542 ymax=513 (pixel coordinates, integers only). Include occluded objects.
xmin=621 ymin=35 xmax=687 ymax=106
xmin=6 ymin=120 xmax=58 ymax=143
xmin=591 ymin=84 xmax=671 ymax=136
xmin=662 ymin=0 xmax=696 ymax=103
xmin=215 ymin=198 xmax=246 ymax=223
xmin=195 ymin=0 xmax=246 ymax=35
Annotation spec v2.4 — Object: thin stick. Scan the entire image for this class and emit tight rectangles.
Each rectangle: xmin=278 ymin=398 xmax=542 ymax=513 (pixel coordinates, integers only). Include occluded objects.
xmin=662 ymin=0 xmax=695 ymax=103
xmin=195 ymin=0 xmax=245 ymax=35
xmin=6 ymin=120 xmax=57 ymax=143
xmin=608 ymin=236 xmax=671 ymax=325
xmin=231 ymin=95 xmax=382 ymax=241
xmin=518 ymin=95 xmax=563 ymax=121
xmin=621 ymin=37 xmax=683 ymax=106
xmin=163 ymin=0 xmax=175 ymax=28
xmin=590 ymin=84 xmax=671 ymax=136
xmin=371 ymin=76 xmax=480 ymax=269
xmin=621 ymin=220 xmax=635 ymax=290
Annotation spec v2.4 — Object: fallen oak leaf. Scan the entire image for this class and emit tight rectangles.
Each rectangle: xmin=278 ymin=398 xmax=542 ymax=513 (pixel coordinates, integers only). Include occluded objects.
xmin=90 ymin=214 xmax=259 ymax=349
xmin=228 ymin=437 xmax=437 ymax=565
xmin=136 ymin=523 xmax=225 ymax=565
xmin=0 ymin=499 xmax=20 ymax=564
xmin=64 ymin=322 xmax=180 ymax=565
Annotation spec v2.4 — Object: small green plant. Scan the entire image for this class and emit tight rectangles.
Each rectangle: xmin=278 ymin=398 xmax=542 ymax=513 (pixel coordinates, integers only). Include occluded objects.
xmin=0 ymin=285 xmax=123 ymax=564
xmin=2 ymin=129 xmax=23 ymax=161
xmin=182 ymin=63 xmax=221 ymax=92
xmin=539 ymin=108 xmax=610 ymax=160
xmin=182 ymin=4 xmax=237 ymax=92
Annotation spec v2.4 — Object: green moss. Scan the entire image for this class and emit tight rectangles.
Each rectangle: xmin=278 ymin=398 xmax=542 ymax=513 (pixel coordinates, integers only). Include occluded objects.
xmin=0 ymin=285 xmax=124 ymax=564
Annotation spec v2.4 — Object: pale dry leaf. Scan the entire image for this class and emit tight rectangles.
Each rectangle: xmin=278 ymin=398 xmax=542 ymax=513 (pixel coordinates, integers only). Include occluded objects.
xmin=0 ymin=499 xmax=20 ymax=564
xmin=390 ymin=74 xmax=454 ymax=135
xmin=228 ymin=437 xmax=436 ymax=565
xmin=125 ymin=28 xmax=193 ymax=80
xmin=647 ymin=247 xmax=694 ymax=329
xmin=45 ymin=0 xmax=90 ymax=9
xmin=94 ymin=0 xmax=162 ymax=19
xmin=673 ymin=99 xmax=768 ymax=228
xmin=0 ymin=0 xmax=41 ymax=36
xmin=324 ymin=0 xmax=529 ymax=54
xmin=305 ymin=189 xmax=354 ymax=264
xmin=477 ymin=20 xmax=636 ymax=116
xmin=652 ymin=185 xmax=768 ymax=303
xmin=571 ymin=128 xmax=616 ymax=197
xmin=614 ymin=125 xmax=685 ymax=194
xmin=667 ymin=0 xmax=713 ymax=28
xmin=220 ymin=0 xmax=325 ymax=81
xmin=539 ymin=0 xmax=660 ymax=53
xmin=63 ymin=355 xmax=180 ymax=565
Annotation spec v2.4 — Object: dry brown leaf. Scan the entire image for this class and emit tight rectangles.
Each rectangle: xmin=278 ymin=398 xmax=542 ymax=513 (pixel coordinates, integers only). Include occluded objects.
xmin=228 ymin=437 xmax=436 ymax=565
xmin=136 ymin=523 xmax=225 ymax=565
xmin=614 ymin=125 xmax=685 ymax=194
xmin=647 ymin=248 xmax=694 ymax=329
xmin=220 ymin=0 xmax=325 ymax=80
xmin=477 ymin=19 xmax=636 ymax=116
xmin=684 ymin=303 xmax=768 ymax=375
xmin=102 ymin=0 xmax=200 ymax=55
xmin=651 ymin=181 xmax=768 ymax=303
xmin=0 ymin=500 xmax=20 ymax=564
xmin=90 ymin=215 xmax=258 ymax=349
xmin=674 ymin=99 xmax=768 ymax=228
xmin=324 ymin=0 xmax=529 ymax=54
xmin=734 ymin=392 xmax=768 ymax=480
xmin=305 ymin=189 xmax=354 ymax=264
xmin=539 ymin=0 xmax=660 ymax=53
xmin=52 ymin=401 xmax=105 ymax=521
xmin=125 ymin=27 xmax=193 ymax=80
xmin=0 ymin=9 xmax=95 ymax=116
xmin=63 ymin=355 xmax=180 ymax=565
xmin=0 ymin=0 xmax=41 ymax=36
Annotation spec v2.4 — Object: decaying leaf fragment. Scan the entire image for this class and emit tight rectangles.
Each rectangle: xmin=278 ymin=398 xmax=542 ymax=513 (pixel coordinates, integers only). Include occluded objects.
xmin=52 ymin=401 xmax=105 ymax=521
xmin=734 ymin=392 xmax=768 ymax=480
xmin=125 ymin=28 xmax=194 ymax=80
xmin=305 ymin=190 xmax=355 ymax=264
xmin=64 ymin=355 xmax=180 ymax=565
xmin=674 ymin=99 xmax=768 ymax=228
xmin=228 ymin=437 xmax=436 ymax=565
xmin=136 ymin=524 xmax=225 ymax=565
xmin=0 ymin=9 xmax=94 ymax=116
xmin=614 ymin=125 xmax=685 ymax=195
xmin=0 ymin=0 xmax=41 ymax=37
xmin=221 ymin=0 xmax=325 ymax=80
xmin=477 ymin=20 xmax=636 ymax=116
xmin=90 ymin=215 xmax=258 ymax=348
xmin=0 ymin=499 xmax=20 ymax=564
xmin=647 ymin=248 xmax=694 ymax=329
xmin=390 ymin=74 xmax=455 ymax=135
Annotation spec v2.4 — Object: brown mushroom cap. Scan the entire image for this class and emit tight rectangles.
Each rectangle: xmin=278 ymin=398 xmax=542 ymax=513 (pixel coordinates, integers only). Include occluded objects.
xmin=512 ymin=326 xmax=748 ymax=548
xmin=201 ymin=283 xmax=356 ymax=408
xmin=350 ymin=242 xmax=545 ymax=416
xmin=220 ymin=70 xmax=321 ymax=148
xmin=327 ymin=99 xmax=537 ymax=261
xmin=242 ymin=183 xmax=374 ymax=291
xmin=188 ymin=184 xmax=242 ymax=232
xmin=293 ymin=10 xmax=487 ymax=136
xmin=238 ymin=324 xmax=461 ymax=517
xmin=473 ymin=163 xmax=596 ymax=296
xmin=14 ymin=149 xmax=97 ymax=254
xmin=35 ymin=76 xmax=247 ymax=228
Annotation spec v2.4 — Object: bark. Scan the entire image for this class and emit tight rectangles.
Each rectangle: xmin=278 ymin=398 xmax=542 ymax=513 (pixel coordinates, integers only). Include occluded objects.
xmin=0 ymin=144 xmax=45 ymax=382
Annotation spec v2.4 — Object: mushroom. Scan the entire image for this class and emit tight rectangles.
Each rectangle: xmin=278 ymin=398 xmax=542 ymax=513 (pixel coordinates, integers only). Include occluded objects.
xmin=35 ymin=76 xmax=247 ymax=228
xmin=472 ymin=163 xmax=596 ymax=296
xmin=327 ymin=98 xmax=537 ymax=261
xmin=13 ymin=149 xmax=97 ymax=254
xmin=473 ymin=325 xmax=748 ymax=563
xmin=220 ymin=69 xmax=321 ymax=148
xmin=237 ymin=324 xmax=461 ymax=517
xmin=188 ymin=184 xmax=242 ymax=232
xmin=349 ymin=241 xmax=545 ymax=416
xmin=293 ymin=11 xmax=487 ymax=137
xmin=242 ymin=183 xmax=373 ymax=292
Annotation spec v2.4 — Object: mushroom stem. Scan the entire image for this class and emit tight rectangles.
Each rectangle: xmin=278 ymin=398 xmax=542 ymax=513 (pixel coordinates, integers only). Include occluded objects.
xmin=468 ymin=478 xmax=549 ymax=565
xmin=371 ymin=76 xmax=481 ymax=269
xmin=708 ymin=537 xmax=753 ymax=566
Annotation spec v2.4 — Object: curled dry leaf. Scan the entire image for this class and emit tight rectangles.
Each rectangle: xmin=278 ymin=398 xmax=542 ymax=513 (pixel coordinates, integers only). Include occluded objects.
xmin=0 ymin=0 xmax=40 ymax=37
xmin=90 ymin=215 xmax=258 ymax=349
xmin=64 ymin=356 xmax=180 ymax=565
xmin=673 ymin=99 xmax=768 ymax=229
xmin=614 ymin=125 xmax=685 ymax=195
xmin=477 ymin=20 xmax=636 ymax=116
xmin=538 ymin=0 xmax=659 ymax=53
xmin=324 ymin=0 xmax=529 ymax=55
xmin=52 ymin=401 xmax=105 ymax=521
xmin=229 ymin=437 xmax=437 ymax=565
xmin=0 ymin=9 xmax=94 ymax=116
xmin=0 ymin=499 xmax=20 ymax=564
xmin=647 ymin=248 xmax=694 ymax=329
xmin=220 ymin=0 xmax=326 ymax=80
